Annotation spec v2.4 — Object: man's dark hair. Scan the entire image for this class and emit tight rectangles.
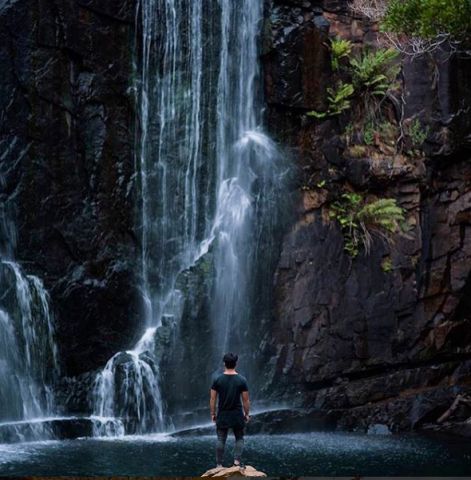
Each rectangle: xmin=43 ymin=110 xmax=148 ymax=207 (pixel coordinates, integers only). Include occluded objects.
xmin=223 ymin=352 xmax=238 ymax=369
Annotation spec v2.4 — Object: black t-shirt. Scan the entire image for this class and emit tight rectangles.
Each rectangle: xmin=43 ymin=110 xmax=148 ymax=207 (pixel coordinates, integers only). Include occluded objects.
xmin=211 ymin=373 xmax=248 ymax=429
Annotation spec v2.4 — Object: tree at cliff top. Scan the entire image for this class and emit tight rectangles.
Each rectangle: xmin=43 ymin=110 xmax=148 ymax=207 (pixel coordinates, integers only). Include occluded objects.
xmin=382 ymin=0 xmax=471 ymax=42
xmin=351 ymin=0 xmax=471 ymax=55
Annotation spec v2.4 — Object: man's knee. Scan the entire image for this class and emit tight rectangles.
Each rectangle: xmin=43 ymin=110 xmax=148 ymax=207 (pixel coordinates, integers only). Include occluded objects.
xmin=217 ymin=428 xmax=229 ymax=443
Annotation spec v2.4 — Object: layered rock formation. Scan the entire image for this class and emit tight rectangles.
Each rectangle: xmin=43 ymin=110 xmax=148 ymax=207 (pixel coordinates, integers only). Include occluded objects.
xmin=262 ymin=0 xmax=471 ymax=432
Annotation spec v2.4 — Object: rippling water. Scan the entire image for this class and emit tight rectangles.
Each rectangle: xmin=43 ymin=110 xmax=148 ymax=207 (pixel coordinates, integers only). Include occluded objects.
xmin=0 ymin=432 xmax=470 ymax=476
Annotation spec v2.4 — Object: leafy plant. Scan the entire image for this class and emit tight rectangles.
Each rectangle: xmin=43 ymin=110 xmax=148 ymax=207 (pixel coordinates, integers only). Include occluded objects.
xmin=307 ymin=82 xmax=354 ymax=118
xmin=408 ymin=118 xmax=429 ymax=148
xmin=328 ymin=82 xmax=355 ymax=115
xmin=350 ymin=48 xmax=399 ymax=95
xmin=329 ymin=193 xmax=405 ymax=257
xmin=307 ymin=36 xmax=400 ymax=124
xmin=363 ymin=121 xmax=376 ymax=145
xmin=331 ymin=38 xmax=353 ymax=71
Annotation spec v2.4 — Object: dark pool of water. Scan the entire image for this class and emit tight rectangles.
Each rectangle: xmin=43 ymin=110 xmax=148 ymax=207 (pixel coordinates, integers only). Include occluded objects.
xmin=0 ymin=432 xmax=470 ymax=476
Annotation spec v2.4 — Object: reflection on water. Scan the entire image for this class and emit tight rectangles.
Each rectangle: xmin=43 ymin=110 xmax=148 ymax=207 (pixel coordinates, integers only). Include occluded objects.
xmin=0 ymin=432 xmax=470 ymax=476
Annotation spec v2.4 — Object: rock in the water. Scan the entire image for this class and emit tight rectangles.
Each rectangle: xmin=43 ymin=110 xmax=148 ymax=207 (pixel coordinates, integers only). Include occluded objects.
xmin=202 ymin=466 xmax=267 ymax=477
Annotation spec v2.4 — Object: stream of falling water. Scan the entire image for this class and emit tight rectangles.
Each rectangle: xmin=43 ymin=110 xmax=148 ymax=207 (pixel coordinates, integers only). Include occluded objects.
xmin=0 ymin=254 xmax=59 ymax=441
xmin=0 ymin=139 xmax=59 ymax=443
xmin=0 ymin=146 xmax=60 ymax=443
xmin=0 ymin=262 xmax=59 ymax=418
xmin=92 ymin=0 xmax=288 ymax=435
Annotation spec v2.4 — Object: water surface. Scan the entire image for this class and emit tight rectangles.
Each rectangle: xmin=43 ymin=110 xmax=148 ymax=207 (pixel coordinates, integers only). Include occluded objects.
xmin=0 ymin=432 xmax=470 ymax=476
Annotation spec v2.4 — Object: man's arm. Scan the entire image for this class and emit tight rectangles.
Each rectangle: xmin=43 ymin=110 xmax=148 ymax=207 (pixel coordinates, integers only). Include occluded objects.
xmin=242 ymin=391 xmax=250 ymax=421
xmin=210 ymin=388 xmax=217 ymax=422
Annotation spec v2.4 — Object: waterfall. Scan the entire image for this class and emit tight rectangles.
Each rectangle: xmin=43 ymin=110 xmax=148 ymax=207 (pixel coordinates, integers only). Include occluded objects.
xmin=0 ymin=261 xmax=59 ymax=439
xmin=0 ymin=150 xmax=60 ymax=442
xmin=92 ymin=0 xmax=288 ymax=435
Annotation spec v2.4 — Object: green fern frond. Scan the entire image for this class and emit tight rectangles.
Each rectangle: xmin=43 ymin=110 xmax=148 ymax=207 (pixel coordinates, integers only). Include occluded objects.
xmin=350 ymin=48 xmax=399 ymax=92
xmin=329 ymin=194 xmax=405 ymax=258
xmin=358 ymin=199 xmax=405 ymax=232
xmin=331 ymin=38 xmax=353 ymax=71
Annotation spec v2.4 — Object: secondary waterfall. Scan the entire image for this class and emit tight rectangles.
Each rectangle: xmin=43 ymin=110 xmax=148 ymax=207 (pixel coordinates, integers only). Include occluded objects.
xmin=93 ymin=0 xmax=288 ymax=434
xmin=0 ymin=178 xmax=59 ymax=441
xmin=0 ymin=263 xmax=58 ymax=420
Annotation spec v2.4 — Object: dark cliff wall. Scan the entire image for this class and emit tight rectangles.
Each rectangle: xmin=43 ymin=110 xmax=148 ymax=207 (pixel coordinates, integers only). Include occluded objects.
xmin=263 ymin=0 xmax=471 ymax=431
xmin=2 ymin=0 xmax=470 ymax=432
xmin=0 ymin=0 xmax=141 ymax=377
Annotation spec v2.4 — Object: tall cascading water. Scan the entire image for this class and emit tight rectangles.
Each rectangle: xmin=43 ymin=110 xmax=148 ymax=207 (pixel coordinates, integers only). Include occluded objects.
xmin=92 ymin=0 xmax=289 ymax=434
xmin=0 ymin=166 xmax=60 ymax=442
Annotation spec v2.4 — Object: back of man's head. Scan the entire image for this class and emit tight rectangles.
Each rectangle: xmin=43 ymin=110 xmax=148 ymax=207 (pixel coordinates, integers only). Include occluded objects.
xmin=223 ymin=352 xmax=238 ymax=369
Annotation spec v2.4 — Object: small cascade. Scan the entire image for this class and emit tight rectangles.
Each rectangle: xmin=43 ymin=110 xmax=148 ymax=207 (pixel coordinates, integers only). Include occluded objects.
xmin=92 ymin=346 xmax=164 ymax=435
xmin=91 ymin=291 xmax=183 ymax=434
xmin=0 ymin=260 xmax=59 ymax=442
xmin=90 ymin=416 xmax=126 ymax=438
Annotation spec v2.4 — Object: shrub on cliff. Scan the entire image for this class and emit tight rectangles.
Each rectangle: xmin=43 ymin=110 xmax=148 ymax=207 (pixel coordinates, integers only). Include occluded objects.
xmin=382 ymin=0 xmax=471 ymax=43
xmin=351 ymin=0 xmax=471 ymax=55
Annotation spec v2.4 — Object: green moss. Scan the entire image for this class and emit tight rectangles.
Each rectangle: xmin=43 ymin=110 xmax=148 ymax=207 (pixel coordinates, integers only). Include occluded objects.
xmin=347 ymin=145 xmax=368 ymax=158
xmin=381 ymin=257 xmax=393 ymax=273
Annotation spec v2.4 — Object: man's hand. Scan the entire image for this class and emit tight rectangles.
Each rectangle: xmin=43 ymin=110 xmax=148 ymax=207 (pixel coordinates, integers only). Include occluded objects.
xmin=210 ymin=389 xmax=217 ymax=424
xmin=242 ymin=391 xmax=250 ymax=424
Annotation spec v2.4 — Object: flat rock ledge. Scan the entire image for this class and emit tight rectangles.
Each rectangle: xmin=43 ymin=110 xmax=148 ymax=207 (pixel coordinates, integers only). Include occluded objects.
xmin=202 ymin=466 xmax=267 ymax=477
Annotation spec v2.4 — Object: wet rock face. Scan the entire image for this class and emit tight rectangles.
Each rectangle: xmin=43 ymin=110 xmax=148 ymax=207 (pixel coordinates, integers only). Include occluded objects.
xmin=263 ymin=0 xmax=471 ymax=431
xmin=0 ymin=0 xmax=141 ymax=376
xmin=160 ymin=252 xmax=215 ymax=414
xmin=264 ymin=1 xmax=330 ymax=112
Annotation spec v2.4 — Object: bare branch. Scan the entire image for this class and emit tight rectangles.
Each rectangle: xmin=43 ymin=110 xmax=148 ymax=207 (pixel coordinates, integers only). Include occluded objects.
xmin=383 ymin=32 xmax=459 ymax=59
xmin=349 ymin=0 xmax=388 ymax=21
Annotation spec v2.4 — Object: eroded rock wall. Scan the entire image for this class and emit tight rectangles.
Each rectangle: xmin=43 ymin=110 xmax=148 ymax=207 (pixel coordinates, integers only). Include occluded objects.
xmin=263 ymin=0 xmax=471 ymax=431
xmin=0 ymin=0 xmax=141 ymax=378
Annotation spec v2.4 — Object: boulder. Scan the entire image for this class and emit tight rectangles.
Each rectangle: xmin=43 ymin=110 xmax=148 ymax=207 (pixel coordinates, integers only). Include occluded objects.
xmin=202 ymin=466 xmax=266 ymax=477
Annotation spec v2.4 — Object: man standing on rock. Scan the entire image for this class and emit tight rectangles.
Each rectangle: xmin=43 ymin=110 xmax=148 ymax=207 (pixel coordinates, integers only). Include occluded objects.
xmin=210 ymin=352 xmax=250 ymax=468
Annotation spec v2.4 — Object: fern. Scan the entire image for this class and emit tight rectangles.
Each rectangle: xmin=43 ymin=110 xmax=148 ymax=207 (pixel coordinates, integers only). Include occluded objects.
xmin=330 ymin=194 xmax=405 ymax=257
xmin=307 ymin=82 xmax=354 ymax=118
xmin=363 ymin=121 xmax=375 ymax=145
xmin=331 ymin=38 xmax=353 ymax=71
xmin=350 ymin=48 xmax=399 ymax=95
xmin=358 ymin=198 xmax=405 ymax=232
xmin=327 ymin=82 xmax=355 ymax=115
